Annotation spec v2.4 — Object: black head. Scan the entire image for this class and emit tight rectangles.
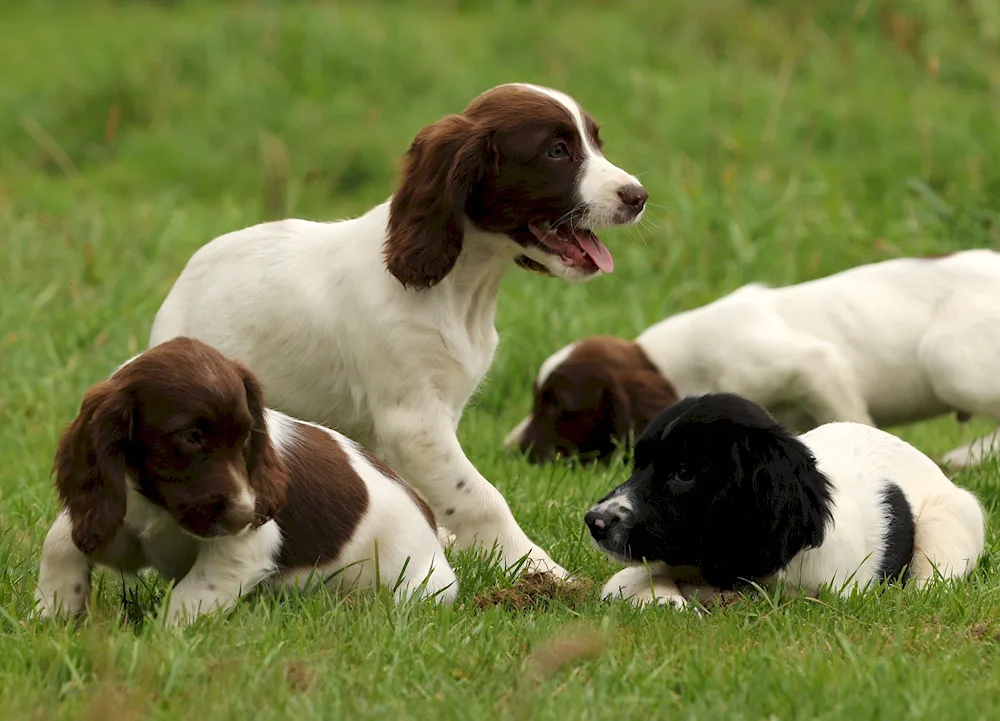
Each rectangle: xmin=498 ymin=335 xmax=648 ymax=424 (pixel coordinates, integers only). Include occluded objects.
xmin=584 ymin=393 xmax=833 ymax=588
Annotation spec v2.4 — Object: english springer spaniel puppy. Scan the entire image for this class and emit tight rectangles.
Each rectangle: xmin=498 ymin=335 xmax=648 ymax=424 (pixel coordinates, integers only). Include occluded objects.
xmin=34 ymin=338 xmax=457 ymax=626
xmin=586 ymin=393 xmax=986 ymax=609
xmin=148 ymin=83 xmax=647 ymax=578
xmin=506 ymin=250 xmax=1000 ymax=468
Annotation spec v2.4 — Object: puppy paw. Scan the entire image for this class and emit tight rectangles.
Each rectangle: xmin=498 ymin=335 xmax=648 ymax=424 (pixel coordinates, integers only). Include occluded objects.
xmin=436 ymin=526 xmax=457 ymax=548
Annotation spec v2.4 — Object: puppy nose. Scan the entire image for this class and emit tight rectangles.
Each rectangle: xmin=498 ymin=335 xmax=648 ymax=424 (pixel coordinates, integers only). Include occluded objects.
xmin=219 ymin=504 xmax=255 ymax=533
xmin=585 ymin=508 xmax=620 ymax=541
xmin=617 ymin=184 xmax=648 ymax=211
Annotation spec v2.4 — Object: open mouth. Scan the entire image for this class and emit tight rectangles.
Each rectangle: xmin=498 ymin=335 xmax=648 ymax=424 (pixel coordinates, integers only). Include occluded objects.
xmin=525 ymin=221 xmax=615 ymax=273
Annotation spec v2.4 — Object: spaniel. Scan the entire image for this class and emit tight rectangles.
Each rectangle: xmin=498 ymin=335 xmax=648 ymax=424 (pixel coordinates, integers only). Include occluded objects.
xmin=506 ymin=250 xmax=1000 ymax=468
xmin=148 ymin=83 xmax=648 ymax=577
xmin=586 ymin=393 xmax=986 ymax=609
xmin=34 ymin=338 xmax=457 ymax=626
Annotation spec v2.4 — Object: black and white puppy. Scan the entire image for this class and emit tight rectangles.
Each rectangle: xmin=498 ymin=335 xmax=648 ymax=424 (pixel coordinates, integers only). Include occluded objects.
xmin=586 ymin=393 xmax=986 ymax=608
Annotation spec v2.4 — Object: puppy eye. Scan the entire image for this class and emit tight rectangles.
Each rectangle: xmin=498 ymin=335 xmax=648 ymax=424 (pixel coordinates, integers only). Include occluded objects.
xmin=176 ymin=428 xmax=204 ymax=449
xmin=547 ymin=142 xmax=569 ymax=159
xmin=674 ymin=466 xmax=696 ymax=485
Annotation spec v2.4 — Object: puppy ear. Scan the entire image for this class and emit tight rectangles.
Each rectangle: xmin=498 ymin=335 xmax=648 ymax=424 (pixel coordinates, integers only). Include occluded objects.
xmin=239 ymin=366 xmax=288 ymax=525
xmin=752 ymin=432 xmax=832 ymax=561
xmin=623 ymin=370 xmax=680 ymax=439
xmin=385 ymin=114 xmax=488 ymax=289
xmin=54 ymin=381 xmax=131 ymax=555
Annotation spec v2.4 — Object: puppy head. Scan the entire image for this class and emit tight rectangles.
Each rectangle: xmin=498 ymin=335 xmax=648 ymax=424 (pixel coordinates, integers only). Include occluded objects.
xmin=54 ymin=337 xmax=287 ymax=551
xmin=505 ymin=337 xmax=678 ymax=464
xmin=385 ymin=83 xmax=647 ymax=289
xmin=584 ymin=393 xmax=833 ymax=588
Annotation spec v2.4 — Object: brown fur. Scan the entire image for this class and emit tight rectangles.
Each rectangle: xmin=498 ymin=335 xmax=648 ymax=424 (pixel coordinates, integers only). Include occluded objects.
xmin=55 ymin=337 xmax=288 ymax=551
xmin=273 ymin=423 xmax=369 ymax=570
xmin=517 ymin=336 xmax=679 ymax=463
xmin=385 ymin=85 xmax=606 ymax=289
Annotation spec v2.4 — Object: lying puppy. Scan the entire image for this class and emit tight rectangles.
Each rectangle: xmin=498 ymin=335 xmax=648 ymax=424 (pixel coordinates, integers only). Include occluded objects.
xmin=34 ymin=337 xmax=456 ymax=626
xmin=506 ymin=250 xmax=1000 ymax=468
xmin=586 ymin=393 xmax=985 ymax=608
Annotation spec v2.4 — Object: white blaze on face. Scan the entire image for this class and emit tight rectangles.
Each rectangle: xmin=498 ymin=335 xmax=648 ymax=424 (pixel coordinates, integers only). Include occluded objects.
xmin=229 ymin=461 xmax=256 ymax=519
xmin=514 ymin=83 xmax=645 ymax=228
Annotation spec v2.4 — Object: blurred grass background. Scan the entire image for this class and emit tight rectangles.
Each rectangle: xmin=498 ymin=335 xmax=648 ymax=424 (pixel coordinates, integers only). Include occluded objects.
xmin=2 ymin=1 xmax=1000 ymax=719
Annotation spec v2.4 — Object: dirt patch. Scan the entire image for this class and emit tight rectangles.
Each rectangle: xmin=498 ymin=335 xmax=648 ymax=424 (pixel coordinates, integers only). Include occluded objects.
xmin=473 ymin=572 xmax=593 ymax=612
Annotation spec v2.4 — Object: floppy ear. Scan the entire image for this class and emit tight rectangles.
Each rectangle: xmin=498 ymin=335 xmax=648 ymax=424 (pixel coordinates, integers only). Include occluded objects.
xmin=623 ymin=370 xmax=680 ymax=439
xmin=751 ymin=431 xmax=832 ymax=562
xmin=240 ymin=366 xmax=288 ymax=525
xmin=53 ymin=381 xmax=131 ymax=555
xmin=699 ymin=425 xmax=833 ymax=588
xmin=385 ymin=114 xmax=488 ymax=289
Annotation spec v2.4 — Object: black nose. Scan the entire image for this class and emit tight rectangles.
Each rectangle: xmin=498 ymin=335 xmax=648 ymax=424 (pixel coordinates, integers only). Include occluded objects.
xmin=617 ymin=184 xmax=648 ymax=211
xmin=585 ymin=508 xmax=620 ymax=541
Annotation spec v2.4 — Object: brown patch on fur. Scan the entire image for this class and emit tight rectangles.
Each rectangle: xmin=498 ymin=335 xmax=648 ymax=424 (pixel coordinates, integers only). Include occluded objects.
xmin=357 ymin=446 xmax=436 ymax=528
xmin=516 ymin=336 xmax=679 ymax=463
xmin=275 ymin=422 xmax=369 ymax=570
xmin=473 ymin=572 xmax=592 ymax=612
xmin=385 ymin=84 xmax=620 ymax=289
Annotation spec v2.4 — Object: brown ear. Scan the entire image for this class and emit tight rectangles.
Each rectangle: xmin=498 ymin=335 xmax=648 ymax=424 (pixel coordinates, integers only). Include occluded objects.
xmin=621 ymin=370 xmax=680 ymax=439
xmin=54 ymin=381 xmax=131 ymax=555
xmin=385 ymin=114 xmax=488 ymax=289
xmin=240 ymin=366 xmax=288 ymax=525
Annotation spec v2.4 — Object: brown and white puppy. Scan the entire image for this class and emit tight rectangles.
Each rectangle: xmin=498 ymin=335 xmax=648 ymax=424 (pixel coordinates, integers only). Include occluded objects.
xmin=34 ymin=338 xmax=457 ymax=626
xmin=507 ymin=250 xmax=1000 ymax=468
xmin=149 ymin=83 xmax=648 ymax=578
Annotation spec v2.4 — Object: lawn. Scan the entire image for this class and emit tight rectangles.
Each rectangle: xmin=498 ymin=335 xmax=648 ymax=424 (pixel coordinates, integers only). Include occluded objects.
xmin=2 ymin=0 xmax=1000 ymax=718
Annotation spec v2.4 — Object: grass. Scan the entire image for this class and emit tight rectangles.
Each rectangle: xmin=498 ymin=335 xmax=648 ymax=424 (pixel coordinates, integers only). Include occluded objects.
xmin=2 ymin=0 xmax=1000 ymax=718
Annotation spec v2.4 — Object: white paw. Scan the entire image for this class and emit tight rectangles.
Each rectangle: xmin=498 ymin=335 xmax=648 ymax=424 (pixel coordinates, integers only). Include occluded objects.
xmin=165 ymin=592 xmax=218 ymax=627
xmin=436 ymin=526 xmax=457 ymax=548
xmin=33 ymin=585 xmax=89 ymax=620
xmin=600 ymin=566 xmax=697 ymax=610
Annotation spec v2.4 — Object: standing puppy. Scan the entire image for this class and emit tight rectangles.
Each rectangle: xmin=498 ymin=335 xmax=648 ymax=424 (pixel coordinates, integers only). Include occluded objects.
xmin=586 ymin=393 xmax=985 ymax=608
xmin=35 ymin=338 xmax=456 ymax=626
xmin=149 ymin=83 xmax=648 ymax=578
xmin=506 ymin=250 xmax=1000 ymax=468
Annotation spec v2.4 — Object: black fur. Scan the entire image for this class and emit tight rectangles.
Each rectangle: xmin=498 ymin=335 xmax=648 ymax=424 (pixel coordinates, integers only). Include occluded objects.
xmin=588 ymin=393 xmax=834 ymax=589
xmin=875 ymin=481 xmax=915 ymax=584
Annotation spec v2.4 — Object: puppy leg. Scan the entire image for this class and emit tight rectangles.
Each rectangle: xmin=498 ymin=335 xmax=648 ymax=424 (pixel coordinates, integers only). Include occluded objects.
xmin=909 ymin=489 xmax=986 ymax=586
xmin=165 ymin=521 xmax=280 ymax=626
xmin=386 ymin=544 xmax=459 ymax=605
xmin=375 ymin=406 xmax=567 ymax=578
xmin=601 ymin=565 xmax=688 ymax=609
xmin=920 ymin=303 xmax=1000 ymax=467
xmin=34 ymin=511 xmax=92 ymax=619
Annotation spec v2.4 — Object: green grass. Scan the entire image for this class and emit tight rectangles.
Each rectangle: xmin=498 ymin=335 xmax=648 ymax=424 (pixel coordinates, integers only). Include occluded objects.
xmin=2 ymin=0 xmax=1000 ymax=718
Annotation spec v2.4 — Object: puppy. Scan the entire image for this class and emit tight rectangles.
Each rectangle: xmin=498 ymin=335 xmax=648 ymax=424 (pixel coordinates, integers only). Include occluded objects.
xmin=506 ymin=250 xmax=1000 ymax=467
xmin=586 ymin=393 xmax=986 ymax=608
xmin=34 ymin=337 xmax=457 ymax=626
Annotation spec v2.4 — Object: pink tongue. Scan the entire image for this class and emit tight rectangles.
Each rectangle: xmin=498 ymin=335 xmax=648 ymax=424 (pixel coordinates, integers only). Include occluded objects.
xmin=574 ymin=231 xmax=614 ymax=273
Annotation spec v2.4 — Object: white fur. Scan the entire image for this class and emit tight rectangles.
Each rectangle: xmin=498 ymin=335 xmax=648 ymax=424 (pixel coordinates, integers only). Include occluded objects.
xmin=148 ymin=85 xmax=645 ymax=578
xmin=601 ymin=422 xmax=986 ymax=608
xmin=35 ymin=408 xmax=457 ymax=626
xmin=513 ymin=251 xmax=1000 ymax=467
